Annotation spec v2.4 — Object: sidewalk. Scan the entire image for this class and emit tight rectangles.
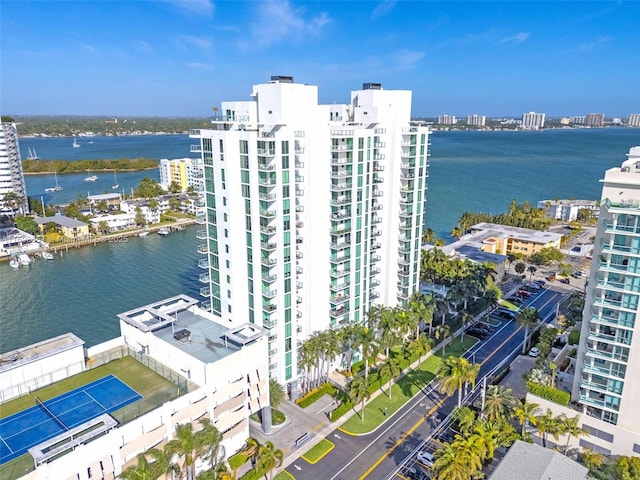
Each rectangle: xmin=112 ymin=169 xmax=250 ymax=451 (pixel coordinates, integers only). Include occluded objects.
xmin=246 ymin=307 xmax=493 ymax=478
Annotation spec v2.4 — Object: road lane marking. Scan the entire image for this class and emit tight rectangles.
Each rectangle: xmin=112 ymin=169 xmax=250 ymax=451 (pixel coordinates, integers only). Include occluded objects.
xmin=357 ymin=398 xmax=446 ymax=480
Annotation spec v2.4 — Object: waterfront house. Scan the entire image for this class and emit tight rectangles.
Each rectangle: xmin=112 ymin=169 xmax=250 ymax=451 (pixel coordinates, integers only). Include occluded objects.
xmin=34 ymin=215 xmax=89 ymax=240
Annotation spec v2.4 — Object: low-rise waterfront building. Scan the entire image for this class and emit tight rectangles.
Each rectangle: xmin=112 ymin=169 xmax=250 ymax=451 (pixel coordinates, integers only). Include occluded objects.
xmin=0 ymin=226 xmax=40 ymax=257
xmin=468 ymin=222 xmax=563 ymax=256
xmin=537 ymin=199 xmax=599 ymax=221
xmin=87 ymin=193 xmax=122 ymax=208
xmin=34 ymin=215 xmax=90 ymax=239
xmin=89 ymin=212 xmax=135 ymax=232
xmin=0 ymin=295 xmax=269 ymax=480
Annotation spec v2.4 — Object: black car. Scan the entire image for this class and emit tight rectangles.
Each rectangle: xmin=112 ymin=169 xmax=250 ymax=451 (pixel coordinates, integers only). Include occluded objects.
xmin=509 ymin=296 xmax=524 ymax=305
xmin=497 ymin=310 xmax=517 ymax=320
xmin=437 ymin=430 xmax=456 ymax=443
xmin=471 ymin=323 xmax=491 ymax=333
xmin=466 ymin=328 xmax=488 ymax=338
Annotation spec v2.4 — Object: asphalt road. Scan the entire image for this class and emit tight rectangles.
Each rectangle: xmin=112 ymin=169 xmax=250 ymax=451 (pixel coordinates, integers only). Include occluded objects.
xmin=285 ymin=286 xmax=566 ymax=480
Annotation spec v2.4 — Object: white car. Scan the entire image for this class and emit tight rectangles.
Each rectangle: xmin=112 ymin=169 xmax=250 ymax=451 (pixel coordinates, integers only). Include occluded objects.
xmin=529 ymin=347 xmax=540 ymax=357
xmin=416 ymin=450 xmax=434 ymax=467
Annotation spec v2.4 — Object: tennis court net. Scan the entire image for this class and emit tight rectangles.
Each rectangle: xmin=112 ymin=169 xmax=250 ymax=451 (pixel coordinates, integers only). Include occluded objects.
xmin=34 ymin=396 xmax=69 ymax=431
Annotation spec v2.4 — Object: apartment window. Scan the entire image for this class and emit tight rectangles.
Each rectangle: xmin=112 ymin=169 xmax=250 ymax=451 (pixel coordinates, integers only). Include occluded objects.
xmin=633 ymin=444 xmax=640 ymax=454
xmin=359 ymin=138 xmax=364 ymax=149
xmin=225 ymin=245 xmax=229 ymax=254
xmin=240 ymin=140 xmax=248 ymax=154
xmin=223 ymin=197 xmax=227 ymax=206
xmin=242 ymin=185 xmax=250 ymax=198
xmin=579 ymin=439 xmax=611 ymax=455
xmin=283 ymin=185 xmax=290 ymax=198
xmin=224 ymin=229 xmax=229 ymax=238
xmin=285 ymin=338 xmax=292 ymax=352
xmin=219 ymin=139 xmax=224 ymax=153
xmin=283 ymin=199 xmax=290 ymax=214
xmin=583 ymin=424 xmax=614 ymax=443
xmin=241 ymin=171 xmax=250 ymax=183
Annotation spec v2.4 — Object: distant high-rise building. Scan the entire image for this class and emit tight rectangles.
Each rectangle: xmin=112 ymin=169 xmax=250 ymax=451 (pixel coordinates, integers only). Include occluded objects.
xmin=571 ymin=116 xmax=586 ymax=125
xmin=437 ymin=115 xmax=457 ymax=125
xmin=585 ymin=113 xmax=605 ymax=127
xmin=466 ymin=114 xmax=486 ymax=127
xmin=0 ymin=121 xmax=28 ymax=215
xmin=521 ymin=112 xmax=546 ymax=130
xmin=628 ymin=114 xmax=640 ymax=127
xmin=190 ymin=77 xmax=431 ymax=396
xmin=159 ymin=157 xmax=204 ymax=193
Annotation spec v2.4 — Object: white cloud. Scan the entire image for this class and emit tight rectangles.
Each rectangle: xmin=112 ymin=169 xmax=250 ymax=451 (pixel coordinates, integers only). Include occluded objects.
xmin=395 ymin=49 xmax=424 ymax=70
xmin=498 ymin=32 xmax=531 ymax=44
xmin=186 ymin=62 xmax=214 ymax=70
xmin=247 ymin=1 xmax=331 ymax=48
xmin=371 ymin=0 xmax=396 ymax=20
xmin=179 ymin=35 xmax=212 ymax=49
xmin=162 ymin=0 xmax=214 ymax=17
xmin=574 ymin=36 xmax=610 ymax=52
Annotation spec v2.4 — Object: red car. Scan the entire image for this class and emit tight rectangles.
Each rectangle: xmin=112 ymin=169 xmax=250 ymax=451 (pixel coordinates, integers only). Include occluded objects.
xmin=516 ymin=290 xmax=532 ymax=298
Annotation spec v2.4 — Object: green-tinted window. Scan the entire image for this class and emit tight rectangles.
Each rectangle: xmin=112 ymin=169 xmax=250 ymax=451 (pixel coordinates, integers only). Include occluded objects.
xmin=285 ymin=323 xmax=292 ymax=337
xmin=282 ymin=171 xmax=289 ymax=183
xmin=358 ymin=164 xmax=363 ymax=175
xmin=285 ymin=279 xmax=291 ymax=293
xmin=285 ymin=309 xmax=291 ymax=322
xmin=241 ymin=171 xmax=250 ymax=183
xmin=285 ymin=294 xmax=291 ymax=308
xmin=283 ymin=185 xmax=290 ymax=197
xmin=249 ymin=310 xmax=254 ymax=323
xmin=240 ymin=140 xmax=249 ymax=154
xmin=286 ymin=366 xmax=292 ymax=380
xmin=356 ymin=245 xmax=361 ymax=257
xmin=242 ymin=185 xmax=250 ymax=198
xmin=282 ymin=156 xmax=289 ymax=169
xmin=285 ymin=352 xmax=292 ymax=366
xmin=283 ymin=199 xmax=290 ymax=214
xmin=282 ymin=141 xmax=289 ymax=154
xmin=359 ymin=138 xmax=364 ymax=149
xmin=357 ymin=176 xmax=363 ymax=187
xmin=285 ymin=338 xmax=292 ymax=352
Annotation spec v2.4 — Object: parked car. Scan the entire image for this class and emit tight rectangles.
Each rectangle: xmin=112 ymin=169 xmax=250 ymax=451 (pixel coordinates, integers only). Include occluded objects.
xmin=528 ymin=347 xmax=540 ymax=357
xmin=416 ymin=450 xmax=434 ymax=468
xmin=561 ymin=277 xmax=570 ymax=284
xmin=406 ymin=467 xmax=429 ymax=480
xmin=525 ymin=282 xmax=541 ymax=290
xmin=472 ymin=323 xmax=492 ymax=333
xmin=497 ymin=309 xmax=517 ymax=320
xmin=516 ymin=290 xmax=532 ymax=298
xmin=509 ymin=296 xmax=524 ymax=305
xmin=437 ymin=430 xmax=456 ymax=443
xmin=534 ymin=280 xmax=546 ymax=287
xmin=466 ymin=328 xmax=488 ymax=339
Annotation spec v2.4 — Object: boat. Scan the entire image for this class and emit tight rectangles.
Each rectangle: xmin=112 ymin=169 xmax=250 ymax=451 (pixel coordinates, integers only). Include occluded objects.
xmin=138 ymin=230 xmax=149 ymax=237
xmin=112 ymin=170 xmax=119 ymax=190
xmin=26 ymin=147 xmax=39 ymax=160
xmin=73 ymin=138 xmax=80 ymax=148
xmin=10 ymin=257 xmax=20 ymax=269
xmin=18 ymin=253 xmax=31 ymax=266
xmin=45 ymin=172 xmax=63 ymax=192
xmin=42 ymin=251 xmax=54 ymax=260
xmin=157 ymin=228 xmax=170 ymax=236
xmin=84 ymin=170 xmax=98 ymax=182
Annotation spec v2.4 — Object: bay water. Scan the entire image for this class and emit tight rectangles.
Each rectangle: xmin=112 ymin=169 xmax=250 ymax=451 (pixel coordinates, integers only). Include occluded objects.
xmin=2 ymin=128 xmax=638 ymax=353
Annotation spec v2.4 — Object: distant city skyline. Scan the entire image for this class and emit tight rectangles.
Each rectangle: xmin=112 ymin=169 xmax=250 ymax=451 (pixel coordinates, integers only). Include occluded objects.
xmin=1 ymin=1 xmax=639 ymax=117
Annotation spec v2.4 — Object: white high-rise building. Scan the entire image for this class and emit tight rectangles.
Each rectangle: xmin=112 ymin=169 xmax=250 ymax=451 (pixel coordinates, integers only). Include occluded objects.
xmin=0 ymin=121 xmax=28 ymax=215
xmin=521 ymin=111 xmax=546 ymax=130
xmin=190 ymin=77 xmax=431 ymax=395
xmin=628 ymin=114 xmax=640 ymax=127
xmin=437 ymin=114 xmax=457 ymax=125
xmin=466 ymin=114 xmax=486 ymax=127
xmin=571 ymin=146 xmax=640 ymax=454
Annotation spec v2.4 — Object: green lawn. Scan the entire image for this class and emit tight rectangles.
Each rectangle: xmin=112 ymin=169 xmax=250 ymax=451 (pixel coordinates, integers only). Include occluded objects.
xmin=274 ymin=471 xmax=295 ymax=480
xmin=302 ymin=439 xmax=335 ymax=464
xmin=340 ymin=336 xmax=477 ymax=435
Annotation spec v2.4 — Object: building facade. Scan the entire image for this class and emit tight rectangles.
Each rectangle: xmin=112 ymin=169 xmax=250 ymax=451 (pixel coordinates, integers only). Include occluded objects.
xmin=437 ymin=114 xmax=457 ymax=125
xmin=585 ymin=113 xmax=605 ymax=127
xmin=159 ymin=157 xmax=205 ymax=193
xmin=571 ymin=146 xmax=640 ymax=449
xmin=521 ymin=112 xmax=546 ymax=130
xmin=190 ymin=77 xmax=430 ymax=395
xmin=628 ymin=114 xmax=640 ymax=127
xmin=466 ymin=114 xmax=486 ymax=127
xmin=468 ymin=222 xmax=562 ymax=256
xmin=537 ymin=199 xmax=599 ymax=222
xmin=0 ymin=122 xmax=28 ymax=215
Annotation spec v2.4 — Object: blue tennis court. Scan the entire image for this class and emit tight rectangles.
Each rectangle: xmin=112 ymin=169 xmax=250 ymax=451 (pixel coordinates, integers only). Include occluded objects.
xmin=0 ymin=375 xmax=142 ymax=464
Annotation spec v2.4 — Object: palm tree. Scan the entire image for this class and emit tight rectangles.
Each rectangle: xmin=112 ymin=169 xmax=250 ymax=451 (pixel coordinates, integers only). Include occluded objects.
xmin=148 ymin=448 xmax=181 ymax=480
xmin=408 ymin=333 xmax=432 ymax=366
xmin=379 ymin=356 xmax=402 ymax=399
xmin=348 ymin=376 xmax=371 ymax=421
xmin=517 ymin=307 xmax=540 ymax=354
xmin=479 ymin=385 xmax=518 ymax=421
xmin=514 ymin=261 xmax=526 ymax=276
xmin=437 ymin=357 xmax=480 ymax=407
xmin=527 ymin=265 xmax=537 ymax=283
xmin=355 ymin=326 xmax=378 ymax=382
xmin=269 ymin=378 xmax=286 ymax=411
xmin=559 ymin=415 xmax=587 ymax=455
xmin=422 ymin=228 xmax=435 ymax=244
xmin=118 ymin=452 xmax=158 ymax=480
xmin=470 ymin=420 xmax=503 ymax=462
xmin=535 ymin=409 xmax=560 ymax=448
xmin=196 ymin=418 xmax=223 ymax=470
xmin=512 ymin=400 xmax=539 ymax=434
xmin=433 ymin=441 xmax=477 ymax=480
xmin=166 ymin=422 xmax=204 ymax=480
xmin=452 ymin=405 xmax=477 ymax=436
xmin=435 ymin=324 xmax=451 ymax=354
xmin=459 ymin=311 xmax=474 ymax=343
xmin=257 ymin=441 xmax=283 ymax=480
xmin=433 ymin=293 xmax=450 ymax=328
xmin=506 ymin=253 xmax=517 ymax=274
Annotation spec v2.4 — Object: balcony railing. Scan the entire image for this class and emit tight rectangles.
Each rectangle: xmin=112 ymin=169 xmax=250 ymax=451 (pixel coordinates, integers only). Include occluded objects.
xmin=197 ymin=245 xmax=208 ymax=254
xmin=199 ymin=273 xmax=210 ymax=283
xmin=261 ymin=241 xmax=277 ymax=251
xmin=200 ymin=287 xmax=210 ymax=297
xmin=261 ymin=257 xmax=277 ymax=267
xmin=262 ymin=273 xmax=277 ymax=283
xmin=198 ymin=259 xmax=209 ymax=269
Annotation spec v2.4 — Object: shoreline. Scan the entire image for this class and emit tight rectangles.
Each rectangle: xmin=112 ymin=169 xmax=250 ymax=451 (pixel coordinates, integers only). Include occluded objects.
xmin=23 ymin=166 xmax=159 ymax=176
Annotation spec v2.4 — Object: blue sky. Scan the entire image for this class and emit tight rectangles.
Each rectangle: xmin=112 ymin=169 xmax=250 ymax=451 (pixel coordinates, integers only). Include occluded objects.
xmin=2 ymin=1 xmax=638 ymax=117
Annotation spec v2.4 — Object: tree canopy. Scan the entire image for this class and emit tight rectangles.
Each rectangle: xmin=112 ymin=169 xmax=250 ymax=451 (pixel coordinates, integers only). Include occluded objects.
xmin=456 ymin=200 xmax=551 ymax=234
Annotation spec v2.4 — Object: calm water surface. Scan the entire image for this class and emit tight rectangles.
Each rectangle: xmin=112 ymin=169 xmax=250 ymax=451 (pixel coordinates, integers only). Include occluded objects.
xmin=3 ymin=128 xmax=639 ymax=353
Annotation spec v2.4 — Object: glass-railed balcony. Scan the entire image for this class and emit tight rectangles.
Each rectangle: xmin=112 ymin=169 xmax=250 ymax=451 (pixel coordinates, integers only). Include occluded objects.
xmin=330 ymin=269 xmax=350 ymax=278
xmin=372 ymin=189 xmax=383 ymax=197
xmin=604 ymin=221 xmax=640 ymax=235
xmin=373 ymin=163 xmax=384 ymax=172
xmin=257 ymin=148 xmax=276 ymax=156
xmin=257 ymin=162 xmax=276 ymax=171
xmin=332 ymin=210 xmax=352 ymax=221
xmin=579 ymin=392 xmax=620 ymax=411
xmin=330 ymin=282 xmax=350 ymax=293
xmin=585 ymin=345 xmax=629 ymax=362
xmin=370 ymin=254 xmax=381 ymax=263
xmin=258 ymin=177 xmax=278 ymax=187
xmin=370 ymin=279 xmax=381 ymax=288
xmin=372 ymin=216 xmax=382 ymax=224
xmin=331 ymin=169 xmax=351 ymax=178
xmin=587 ymin=328 xmax=632 ymax=346
xmin=331 ymin=157 xmax=350 ymax=166
xmin=330 ymin=254 xmax=349 ymax=264
xmin=399 ymin=209 xmax=412 ymax=218
xmin=197 ymin=244 xmax=208 ymax=254
xmin=198 ymin=259 xmax=208 ymax=269
xmin=583 ymin=361 xmax=626 ymax=379
xmin=398 ymin=257 xmax=411 ymax=266
xmin=329 ymin=305 xmax=349 ymax=318
xmin=259 ymin=192 xmax=277 ymax=201
xmin=200 ymin=287 xmax=210 ymax=297
xmin=371 ymin=242 xmax=381 ymax=250
xmin=331 ymin=182 xmax=352 ymax=192
xmin=262 ymin=289 xmax=277 ymax=299
xmin=260 ymin=225 xmax=276 ymax=235
xmin=372 ymin=175 xmax=383 ymax=184
xmin=330 ymin=240 xmax=350 ymax=250
xmin=331 ymin=223 xmax=351 ymax=235
xmin=331 ymin=196 xmax=351 ymax=206
xmin=261 ymin=257 xmax=277 ymax=267
xmin=262 ymin=273 xmax=277 ymax=283
xmin=196 ymin=229 xmax=207 ymax=239
xmin=261 ymin=241 xmax=277 ymax=251
xmin=371 ymin=267 xmax=381 ymax=275
xmin=370 ymin=291 xmax=380 ymax=300
xmin=330 ymin=294 xmax=350 ymax=305
xmin=198 ymin=273 xmax=210 ymax=283
xmin=372 ymin=202 xmax=382 ymax=211
xmin=590 ymin=311 xmax=636 ymax=329
xmin=399 ymin=195 xmax=413 ymax=205
xmin=371 ymin=228 xmax=381 ymax=237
